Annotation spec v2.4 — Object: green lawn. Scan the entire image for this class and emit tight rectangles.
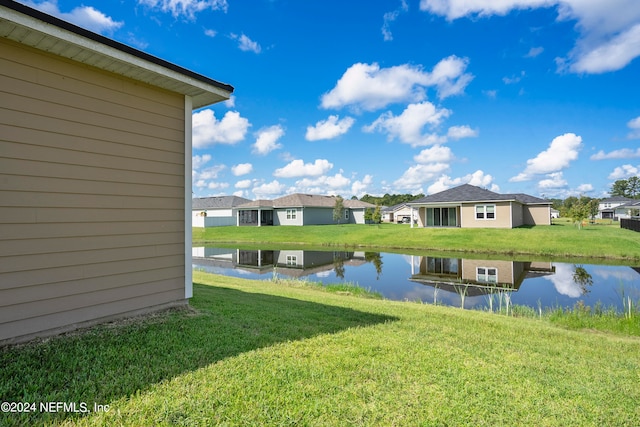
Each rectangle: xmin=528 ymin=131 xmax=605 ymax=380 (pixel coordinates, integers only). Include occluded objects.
xmin=193 ymin=219 xmax=640 ymax=261
xmin=2 ymin=272 xmax=639 ymax=426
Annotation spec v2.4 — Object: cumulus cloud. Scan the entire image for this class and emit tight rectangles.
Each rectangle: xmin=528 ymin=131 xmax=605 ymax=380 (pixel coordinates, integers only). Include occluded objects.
xmin=230 ymin=33 xmax=262 ymax=53
xmin=525 ymin=46 xmax=544 ymax=58
xmin=627 ymin=116 xmax=640 ymax=139
xmin=419 ymin=0 xmax=640 ymax=74
xmin=447 ymin=125 xmax=479 ymax=140
xmin=577 ymin=183 xmax=594 ymax=192
xmin=306 ymin=115 xmax=355 ymax=141
xmin=608 ymin=164 xmax=640 ymax=180
xmin=510 ymin=133 xmax=583 ymax=182
xmin=235 ymin=179 xmax=253 ymax=189
xmin=192 ymin=109 xmax=250 ymax=148
xmin=413 ymin=145 xmax=455 ymax=164
xmin=252 ymin=180 xmax=287 ymax=199
xmin=293 ymin=174 xmax=351 ymax=194
xmin=393 ymin=163 xmax=451 ymax=193
xmin=538 ymin=172 xmax=568 ymax=189
xmin=23 ymin=1 xmax=123 ymax=34
xmin=352 ymin=174 xmax=374 ymax=197
xmin=231 ymin=163 xmax=253 ymax=176
xmin=320 ymin=56 xmax=473 ymax=111
xmin=363 ymin=102 xmax=451 ymax=147
xmin=192 ymin=154 xmax=212 ymax=170
xmin=252 ymin=125 xmax=285 ymax=155
xmin=138 ymin=0 xmax=227 ymax=19
xmin=591 ymin=148 xmax=640 ymax=160
xmin=274 ymin=159 xmax=333 ymax=178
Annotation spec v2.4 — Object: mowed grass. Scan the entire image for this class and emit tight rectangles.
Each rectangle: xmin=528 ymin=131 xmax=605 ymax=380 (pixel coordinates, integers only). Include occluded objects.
xmin=193 ymin=219 xmax=640 ymax=261
xmin=2 ymin=271 xmax=639 ymax=426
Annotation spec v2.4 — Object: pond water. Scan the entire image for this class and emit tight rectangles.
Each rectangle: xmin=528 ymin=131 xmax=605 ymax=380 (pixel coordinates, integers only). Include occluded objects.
xmin=192 ymin=247 xmax=640 ymax=312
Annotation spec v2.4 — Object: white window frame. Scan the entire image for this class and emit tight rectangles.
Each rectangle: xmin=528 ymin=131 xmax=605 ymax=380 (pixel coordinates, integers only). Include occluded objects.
xmin=344 ymin=210 xmax=349 ymax=220
xmin=286 ymin=209 xmax=297 ymax=220
xmin=477 ymin=267 xmax=498 ymax=283
xmin=475 ymin=204 xmax=496 ymax=220
xmin=286 ymin=255 xmax=297 ymax=266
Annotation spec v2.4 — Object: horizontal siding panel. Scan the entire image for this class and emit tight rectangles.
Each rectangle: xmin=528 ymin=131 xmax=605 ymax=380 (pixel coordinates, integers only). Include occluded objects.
xmin=0 ymin=40 xmax=184 ymax=116
xmin=0 ymin=289 xmax=185 ymax=342
xmin=0 ymin=123 xmax=184 ymax=165
xmin=0 ymin=243 xmax=184 ymax=274
xmin=0 ymin=207 xmax=183 ymax=224
xmin=0 ymin=191 xmax=183 ymax=209
xmin=0 ymin=68 xmax=184 ymax=132
xmin=0 ymin=173 xmax=183 ymax=199
xmin=0 ymin=108 xmax=185 ymax=154
xmin=0 ymin=266 xmax=183 ymax=306
xmin=0 ymin=254 xmax=184 ymax=290
xmin=0 ymin=88 xmax=184 ymax=142
xmin=0 ymin=232 xmax=184 ymax=257
xmin=0 ymin=221 xmax=183 ymax=240
xmin=0 ymin=278 xmax=183 ymax=323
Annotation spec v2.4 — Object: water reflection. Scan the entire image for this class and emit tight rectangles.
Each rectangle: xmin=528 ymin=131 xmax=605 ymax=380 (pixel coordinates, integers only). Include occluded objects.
xmin=192 ymin=247 xmax=640 ymax=311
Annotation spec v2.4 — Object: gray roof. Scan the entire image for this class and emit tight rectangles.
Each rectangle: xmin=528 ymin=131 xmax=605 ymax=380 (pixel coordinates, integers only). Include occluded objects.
xmin=617 ymin=200 xmax=640 ymax=208
xmin=236 ymin=194 xmax=376 ymax=209
xmin=409 ymin=184 xmax=550 ymax=206
xmin=192 ymin=196 xmax=251 ymax=210
xmin=601 ymin=196 xmax=635 ymax=203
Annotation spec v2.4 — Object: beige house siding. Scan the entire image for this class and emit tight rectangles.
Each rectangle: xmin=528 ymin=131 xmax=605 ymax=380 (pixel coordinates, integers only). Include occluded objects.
xmin=460 ymin=202 xmax=513 ymax=228
xmin=0 ymin=38 xmax=188 ymax=342
xmin=460 ymin=259 xmax=516 ymax=285
xmin=524 ymin=205 xmax=551 ymax=226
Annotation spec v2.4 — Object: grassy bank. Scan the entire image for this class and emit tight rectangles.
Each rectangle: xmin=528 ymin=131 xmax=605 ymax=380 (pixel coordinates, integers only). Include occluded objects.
xmin=2 ymin=272 xmax=639 ymax=426
xmin=193 ymin=219 xmax=640 ymax=261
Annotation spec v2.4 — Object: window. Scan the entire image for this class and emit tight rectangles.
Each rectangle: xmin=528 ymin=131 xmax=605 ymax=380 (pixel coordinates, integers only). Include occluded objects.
xmin=286 ymin=255 xmax=297 ymax=266
xmin=475 ymin=204 xmax=496 ymax=220
xmin=426 ymin=207 xmax=457 ymax=227
xmin=286 ymin=209 xmax=297 ymax=220
xmin=477 ymin=267 xmax=497 ymax=283
xmin=345 ymin=210 xmax=349 ymax=220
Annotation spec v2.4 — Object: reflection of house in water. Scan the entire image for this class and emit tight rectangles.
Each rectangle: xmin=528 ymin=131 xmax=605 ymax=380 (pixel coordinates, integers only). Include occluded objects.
xmin=409 ymin=256 xmax=555 ymax=297
xmin=192 ymin=247 xmax=367 ymax=278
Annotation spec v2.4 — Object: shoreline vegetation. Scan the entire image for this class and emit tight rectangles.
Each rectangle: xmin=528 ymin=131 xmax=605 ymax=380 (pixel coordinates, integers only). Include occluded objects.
xmin=2 ymin=271 xmax=639 ymax=426
xmin=193 ymin=219 xmax=640 ymax=262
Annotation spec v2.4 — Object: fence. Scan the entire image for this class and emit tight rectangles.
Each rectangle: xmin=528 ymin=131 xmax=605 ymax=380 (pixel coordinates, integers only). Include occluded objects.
xmin=621 ymin=218 xmax=640 ymax=232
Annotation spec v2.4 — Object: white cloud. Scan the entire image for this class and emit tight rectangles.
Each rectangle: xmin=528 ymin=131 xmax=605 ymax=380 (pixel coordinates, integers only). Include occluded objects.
xmin=192 ymin=110 xmax=250 ymax=148
xmin=608 ymin=164 xmax=640 ymax=180
xmin=23 ymin=1 xmax=123 ymax=34
xmin=192 ymin=154 xmax=212 ymax=170
xmin=207 ymin=181 xmax=229 ymax=190
xmin=252 ymin=125 xmax=285 ymax=155
xmin=447 ymin=125 xmax=478 ymax=140
xmin=419 ymin=0 xmax=640 ymax=74
xmin=413 ymin=145 xmax=455 ymax=164
xmin=138 ymin=0 xmax=227 ymax=19
xmin=393 ymin=163 xmax=451 ymax=192
xmin=252 ymin=180 xmax=287 ymax=199
xmin=577 ymin=183 xmax=594 ymax=192
xmin=427 ymin=170 xmax=497 ymax=194
xmin=382 ymin=0 xmax=409 ymax=41
xmin=363 ymin=102 xmax=451 ymax=147
xmin=591 ymin=148 xmax=640 ymax=160
xmin=627 ymin=116 xmax=640 ymax=139
xmin=306 ymin=115 xmax=355 ymax=141
xmin=320 ymin=56 xmax=473 ymax=111
xmin=231 ymin=163 xmax=253 ymax=176
xmin=538 ymin=172 xmax=568 ymax=189
xmin=510 ymin=133 xmax=583 ymax=181
xmin=274 ymin=159 xmax=333 ymax=178
xmin=293 ymin=174 xmax=351 ymax=194
xmin=204 ymin=28 xmax=217 ymax=37
xmin=352 ymin=174 xmax=374 ymax=197
xmin=224 ymin=95 xmax=236 ymax=108
xmin=230 ymin=33 xmax=262 ymax=53
xmin=235 ymin=179 xmax=253 ymax=189
xmin=525 ymin=46 xmax=544 ymax=58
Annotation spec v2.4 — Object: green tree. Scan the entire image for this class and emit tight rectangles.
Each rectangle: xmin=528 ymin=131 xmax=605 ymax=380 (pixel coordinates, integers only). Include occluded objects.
xmin=372 ymin=205 xmax=382 ymax=224
xmin=570 ymin=197 xmax=590 ymax=229
xmin=611 ymin=179 xmax=630 ymax=198
xmin=611 ymin=176 xmax=640 ymax=199
xmin=333 ymin=196 xmax=345 ymax=224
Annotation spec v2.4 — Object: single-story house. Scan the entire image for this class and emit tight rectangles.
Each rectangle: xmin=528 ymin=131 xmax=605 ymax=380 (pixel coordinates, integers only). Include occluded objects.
xmin=0 ymin=1 xmax=233 ymax=344
xmin=408 ymin=184 xmax=552 ymax=228
xmin=192 ymin=196 xmax=251 ymax=227
xmin=236 ymin=193 xmax=376 ymax=226
xmin=597 ymin=196 xmax=635 ymax=220
xmin=381 ymin=203 xmax=414 ymax=223
xmin=615 ymin=199 xmax=640 ymax=219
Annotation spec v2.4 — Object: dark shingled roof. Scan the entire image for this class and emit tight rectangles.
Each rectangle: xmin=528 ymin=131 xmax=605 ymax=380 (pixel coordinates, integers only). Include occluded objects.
xmin=236 ymin=194 xmax=376 ymax=209
xmin=409 ymin=184 xmax=550 ymax=205
xmin=192 ymin=196 xmax=251 ymax=210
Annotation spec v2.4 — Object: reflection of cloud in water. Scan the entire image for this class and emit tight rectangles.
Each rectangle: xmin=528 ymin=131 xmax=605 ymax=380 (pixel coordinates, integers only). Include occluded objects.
xmin=315 ymin=271 xmax=332 ymax=278
xmin=544 ymin=263 xmax=582 ymax=298
xmin=593 ymin=267 xmax=637 ymax=282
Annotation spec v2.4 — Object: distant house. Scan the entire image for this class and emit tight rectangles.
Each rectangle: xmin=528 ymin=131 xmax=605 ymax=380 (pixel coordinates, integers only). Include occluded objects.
xmin=614 ymin=199 xmax=640 ymax=219
xmin=192 ymin=196 xmax=251 ymax=227
xmin=550 ymin=208 xmax=560 ymax=219
xmin=382 ymin=203 xmax=414 ymax=223
xmin=407 ymin=184 xmax=552 ymax=228
xmin=0 ymin=2 xmax=233 ymax=344
xmin=597 ymin=196 xmax=635 ymax=220
xmin=236 ymin=194 xmax=376 ymax=226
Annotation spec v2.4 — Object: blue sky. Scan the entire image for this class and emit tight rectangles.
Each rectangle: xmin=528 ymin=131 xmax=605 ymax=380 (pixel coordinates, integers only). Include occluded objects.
xmin=22 ymin=0 xmax=640 ymax=199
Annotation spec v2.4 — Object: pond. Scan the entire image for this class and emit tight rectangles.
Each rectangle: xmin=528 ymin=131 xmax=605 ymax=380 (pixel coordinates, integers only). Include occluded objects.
xmin=192 ymin=247 xmax=640 ymax=312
